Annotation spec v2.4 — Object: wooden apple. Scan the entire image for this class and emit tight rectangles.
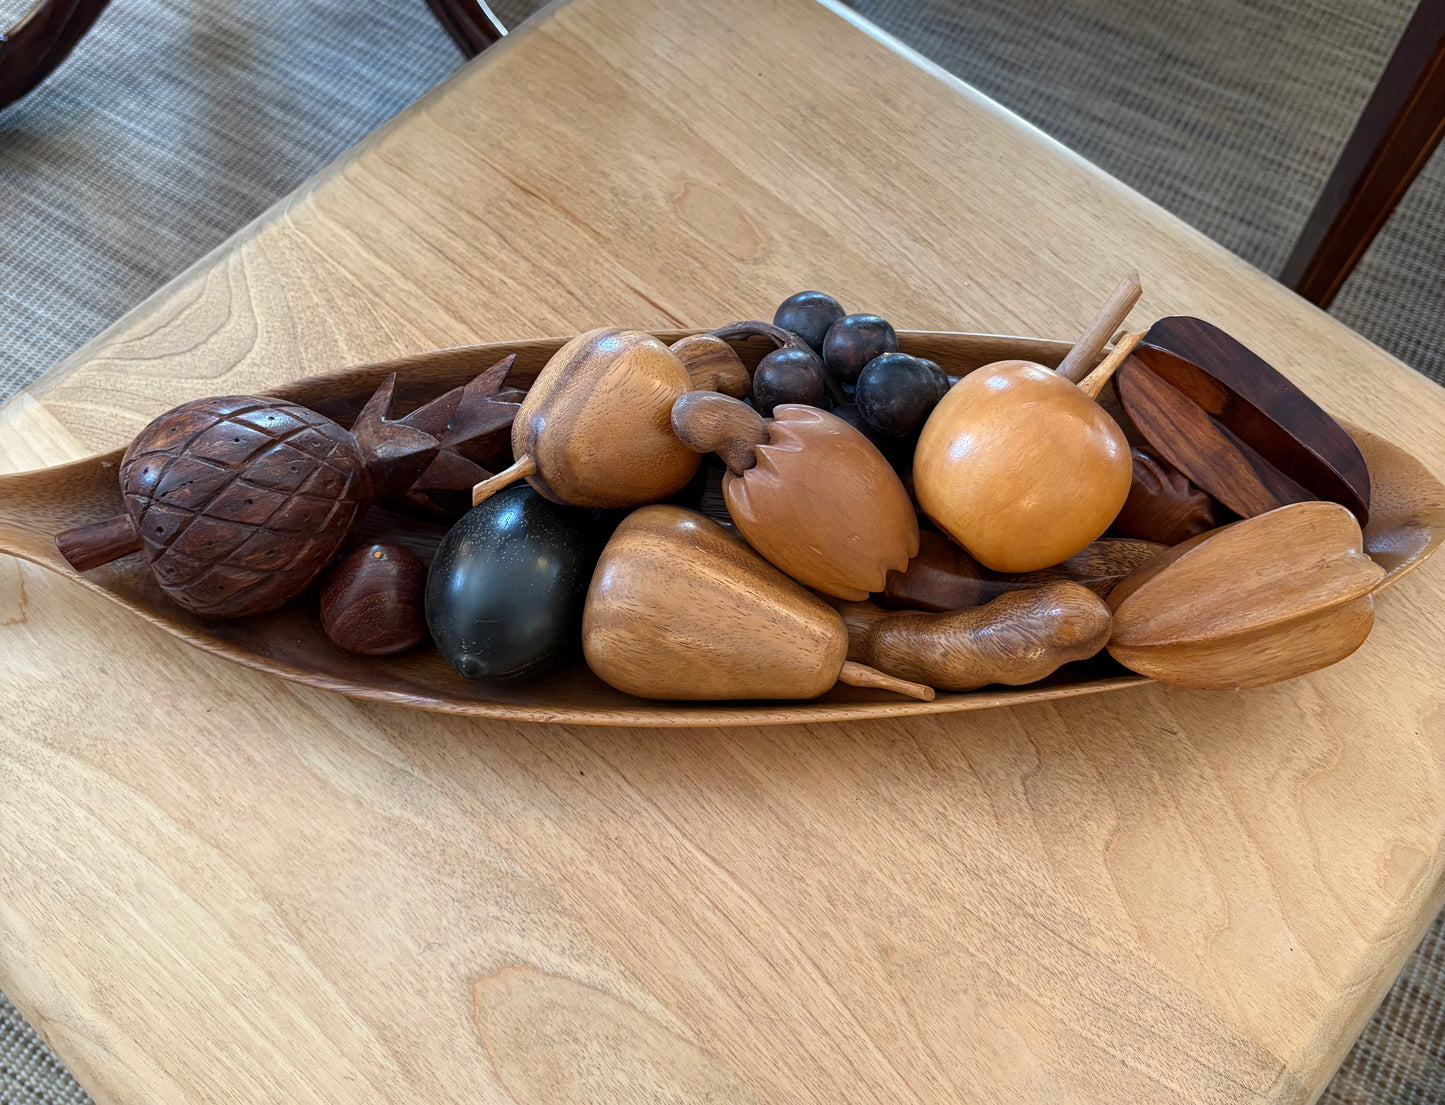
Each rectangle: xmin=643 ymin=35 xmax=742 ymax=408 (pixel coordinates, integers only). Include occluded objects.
xmin=913 ymin=276 xmax=1144 ymax=573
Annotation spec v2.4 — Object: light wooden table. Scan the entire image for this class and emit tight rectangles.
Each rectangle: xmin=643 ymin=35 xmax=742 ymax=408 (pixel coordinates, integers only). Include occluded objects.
xmin=3 ymin=1 xmax=1443 ymax=1101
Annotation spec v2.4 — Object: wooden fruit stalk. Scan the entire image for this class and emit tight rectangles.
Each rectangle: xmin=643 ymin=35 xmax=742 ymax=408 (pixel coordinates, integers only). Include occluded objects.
xmin=582 ymin=505 xmax=933 ymax=701
xmin=1115 ymin=315 xmax=1371 ymax=521
xmin=911 ymin=274 xmax=1146 ymax=572
xmin=670 ymin=392 xmax=918 ymax=600
xmin=882 ymin=530 xmax=1165 ymax=611
xmin=1107 ymin=500 xmax=1386 ymax=689
xmin=471 ymin=328 xmax=750 ymax=510
xmin=837 ymin=581 xmax=1113 ymax=691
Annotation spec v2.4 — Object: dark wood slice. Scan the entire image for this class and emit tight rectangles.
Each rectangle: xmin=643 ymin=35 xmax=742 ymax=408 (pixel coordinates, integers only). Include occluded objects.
xmin=1116 ymin=358 xmax=1319 ymax=519
xmin=880 ymin=530 xmax=1163 ymax=611
xmin=1130 ymin=316 xmax=1370 ymax=520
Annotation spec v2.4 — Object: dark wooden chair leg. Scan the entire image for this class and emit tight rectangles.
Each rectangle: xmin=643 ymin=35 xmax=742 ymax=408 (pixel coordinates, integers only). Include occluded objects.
xmin=0 ymin=0 xmax=113 ymax=110
xmin=424 ymin=0 xmax=507 ymax=58
xmin=1281 ymin=0 xmax=1445 ymax=307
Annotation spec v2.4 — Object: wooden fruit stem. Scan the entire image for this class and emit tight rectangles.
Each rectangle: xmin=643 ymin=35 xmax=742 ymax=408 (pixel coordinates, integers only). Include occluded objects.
xmin=471 ymin=454 xmax=536 ymax=505
xmin=55 ymin=513 xmax=142 ymax=571
xmin=837 ymin=661 xmax=936 ymax=701
xmin=1056 ymin=271 xmax=1143 ymax=383
xmin=709 ymin=320 xmax=804 ymax=353
xmin=671 ymin=392 xmax=770 ymax=475
xmin=1077 ymin=330 xmax=1148 ymax=400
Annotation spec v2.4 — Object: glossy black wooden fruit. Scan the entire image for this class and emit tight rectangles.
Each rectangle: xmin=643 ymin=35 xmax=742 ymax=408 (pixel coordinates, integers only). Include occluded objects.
xmin=426 ymin=485 xmax=599 ymax=681
xmin=822 ymin=313 xmax=898 ymax=388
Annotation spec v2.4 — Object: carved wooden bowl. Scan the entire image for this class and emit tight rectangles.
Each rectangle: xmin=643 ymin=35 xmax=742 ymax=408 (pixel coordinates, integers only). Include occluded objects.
xmin=1 ymin=331 xmax=1441 ymax=727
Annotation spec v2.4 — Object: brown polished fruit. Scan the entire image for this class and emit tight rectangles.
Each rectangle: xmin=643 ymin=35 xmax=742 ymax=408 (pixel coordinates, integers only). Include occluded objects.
xmin=582 ymin=505 xmax=931 ymax=701
xmin=671 ymin=393 xmax=918 ymax=600
xmin=838 ymin=581 xmax=1112 ymax=691
xmin=320 ymin=543 xmax=428 ymax=655
xmin=472 ymin=329 xmax=703 ymax=509
xmin=913 ymin=360 xmax=1132 ymax=572
xmin=1108 ymin=501 xmax=1385 ymax=689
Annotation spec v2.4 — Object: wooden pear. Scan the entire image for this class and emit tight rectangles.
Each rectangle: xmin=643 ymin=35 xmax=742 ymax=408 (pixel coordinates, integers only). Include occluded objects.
xmin=582 ymin=505 xmax=932 ymax=701
xmin=670 ymin=392 xmax=918 ymax=600
xmin=913 ymin=275 xmax=1144 ymax=572
xmin=471 ymin=328 xmax=750 ymax=510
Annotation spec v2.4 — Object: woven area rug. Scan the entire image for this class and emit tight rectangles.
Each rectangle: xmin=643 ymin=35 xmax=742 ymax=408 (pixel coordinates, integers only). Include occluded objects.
xmin=1 ymin=0 xmax=1442 ymax=1103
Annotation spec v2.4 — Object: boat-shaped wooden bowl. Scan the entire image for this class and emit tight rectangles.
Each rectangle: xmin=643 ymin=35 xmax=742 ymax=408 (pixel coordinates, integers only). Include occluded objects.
xmin=2 ymin=330 xmax=1443 ymax=727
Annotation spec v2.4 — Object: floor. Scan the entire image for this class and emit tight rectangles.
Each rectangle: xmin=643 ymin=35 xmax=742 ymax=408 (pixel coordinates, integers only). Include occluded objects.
xmin=1 ymin=0 xmax=1442 ymax=1103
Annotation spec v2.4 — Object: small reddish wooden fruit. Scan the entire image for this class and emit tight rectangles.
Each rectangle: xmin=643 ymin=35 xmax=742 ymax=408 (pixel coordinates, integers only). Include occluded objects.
xmin=320 ymin=543 xmax=429 ymax=656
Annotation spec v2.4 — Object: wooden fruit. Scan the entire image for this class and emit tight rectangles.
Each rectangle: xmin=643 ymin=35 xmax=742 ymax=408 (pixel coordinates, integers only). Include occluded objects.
xmin=1107 ymin=501 xmax=1386 ymax=689
xmin=912 ymin=277 xmax=1144 ymax=572
xmin=426 ymin=485 xmax=601 ymax=681
xmin=1109 ymin=448 xmax=1218 ymax=545
xmin=1116 ymin=316 xmax=1371 ymax=521
xmin=470 ymin=328 xmax=753 ymax=510
xmin=882 ymin=531 xmax=1164 ymax=611
xmin=391 ymin=355 xmax=525 ymax=519
xmin=670 ymin=392 xmax=918 ymax=600
xmin=837 ymin=581 xmax=1112 ymax=691
xmin=320 ymin=543 xmax=428 ymax=655
xmin=582 ymin=505 xmax=932 ymax=700
xmin=53 ymin=378 xmax=461 ymax=618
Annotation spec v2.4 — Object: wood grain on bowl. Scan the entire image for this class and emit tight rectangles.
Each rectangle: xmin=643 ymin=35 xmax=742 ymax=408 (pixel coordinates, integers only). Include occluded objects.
xmin=0 ymin=331 xmax=1441 ymax=724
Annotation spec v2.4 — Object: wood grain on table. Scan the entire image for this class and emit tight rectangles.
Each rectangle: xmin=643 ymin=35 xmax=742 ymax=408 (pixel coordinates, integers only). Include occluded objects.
xmin=2 ymin=0 xmax=1444 ymax=1102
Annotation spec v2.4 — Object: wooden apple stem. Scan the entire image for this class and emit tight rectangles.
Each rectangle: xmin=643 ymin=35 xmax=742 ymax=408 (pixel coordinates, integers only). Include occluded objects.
xmin=55 ymin=513 xmax=142 ymax=571
xmin=1056 ymin=271 xmax=1143 ymax=383
xmin=709 ymin=320 xmax=805 ymax=352
xmin=669 ymin=334 xmax=751 ymax=397
xmin=471 ymin=454 xmax=537 ymax=505
xmin=837 ymin=660 xmax=936 ymax=701
xmin=671 ymin=392 xmax=770 ymax=475
xmin=1076 ymin=330 xmax=1147 ymax=400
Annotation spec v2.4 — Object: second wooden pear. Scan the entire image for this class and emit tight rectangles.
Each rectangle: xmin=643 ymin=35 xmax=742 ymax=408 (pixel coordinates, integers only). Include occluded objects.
xmin=473 ymin=329 xmax=704 ymax=509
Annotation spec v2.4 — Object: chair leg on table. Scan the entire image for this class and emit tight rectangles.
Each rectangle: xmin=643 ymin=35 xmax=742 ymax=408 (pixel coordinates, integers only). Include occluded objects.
xmin=424 ymin=0 xmax=508 ymax=58
xmin=1281 ymin=0 xmax=1445 ymax=308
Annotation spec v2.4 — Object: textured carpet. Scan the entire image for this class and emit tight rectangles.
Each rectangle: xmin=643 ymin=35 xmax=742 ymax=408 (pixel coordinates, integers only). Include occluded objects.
xmin=2 ymin=0 xmax=1442 ymax=1103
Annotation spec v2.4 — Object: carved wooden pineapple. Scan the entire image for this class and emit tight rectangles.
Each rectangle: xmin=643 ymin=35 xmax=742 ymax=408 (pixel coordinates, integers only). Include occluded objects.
xmin=55 ymin=360 xmax=520 ymax=618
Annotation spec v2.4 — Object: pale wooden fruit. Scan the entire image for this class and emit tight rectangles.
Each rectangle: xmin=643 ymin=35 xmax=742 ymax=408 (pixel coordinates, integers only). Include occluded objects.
xmin=913 ymin=360 xmax=1133 ymax=572
xmin=1108 ymin=500 xmax=1386 ymax=689
xmin=582 ymin=505 xmax=930 ymax=700
xmin=722 ymin=405 xmax=919 ymax=600
xmin=477 ymin=328 xmax=701 ymax=508
xmin=837 ymin=581 xmax=1112 ymax=691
